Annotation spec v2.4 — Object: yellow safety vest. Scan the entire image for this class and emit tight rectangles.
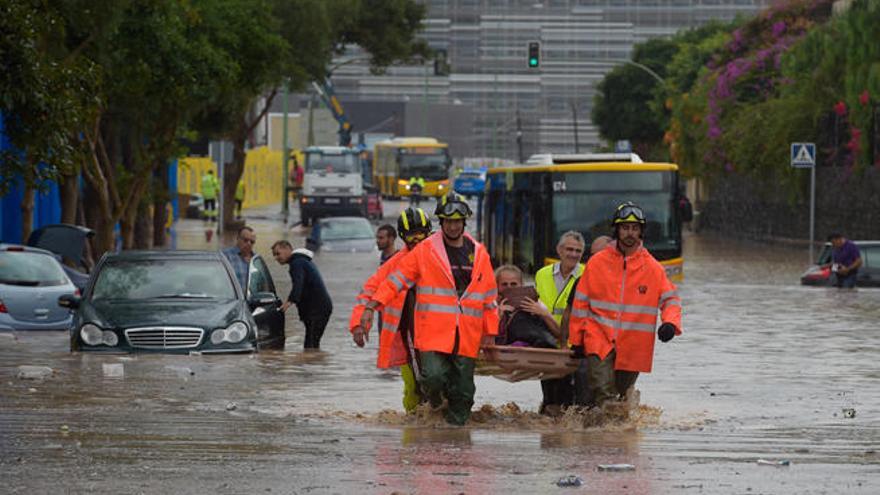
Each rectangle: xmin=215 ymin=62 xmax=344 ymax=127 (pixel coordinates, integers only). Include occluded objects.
xmin=535 ymin=262 xmax=584 ymax=325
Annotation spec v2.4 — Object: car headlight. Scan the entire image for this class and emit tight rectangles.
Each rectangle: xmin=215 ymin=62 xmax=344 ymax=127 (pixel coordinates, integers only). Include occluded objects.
xmin=102 ymin=331 xmax=119 ymax=346
xmin=80 ymin=324 xmax=103 ymax=346
xmin=211 ymin=321 xmax=249 ymax=345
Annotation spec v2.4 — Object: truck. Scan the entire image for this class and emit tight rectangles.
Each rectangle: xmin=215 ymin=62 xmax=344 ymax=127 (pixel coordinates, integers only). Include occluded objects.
xmin=299 ymin=146 xmax=366 ymax=226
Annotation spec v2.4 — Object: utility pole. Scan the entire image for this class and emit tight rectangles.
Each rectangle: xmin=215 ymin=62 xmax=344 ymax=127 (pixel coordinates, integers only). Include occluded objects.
xmin=492 ymin=72 xmax=499 ymax=159
xmin=281 ymin=82 xmax=290 ymax=218
xmin=423 ymin=63 xmax=429 ymax=135
xmin=571 ymin=102 xmax=580 ymax=153
xmin=516 ymin=107 xmax=524 ymax=163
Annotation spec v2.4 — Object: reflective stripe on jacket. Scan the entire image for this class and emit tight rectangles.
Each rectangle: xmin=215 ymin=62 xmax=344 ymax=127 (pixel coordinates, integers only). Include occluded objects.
xmin=349 ymin=247 xmax=410 ymax=368
xmin=371 ymin=231 xmax=499 ymax=359
xmin=568 ymin=243 xmax=682 ymax=373
xmin=535 ymin=262 xmax=584 ymax=326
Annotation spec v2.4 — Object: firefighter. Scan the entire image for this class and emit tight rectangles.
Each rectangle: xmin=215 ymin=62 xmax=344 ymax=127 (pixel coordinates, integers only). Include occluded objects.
xmin=569 ymin=202 xmax=682 ymax=407
xmin=350 ymin=207 xmax=432 ymax=413
xmin=360 ymin=193 xmax=498 ymax=425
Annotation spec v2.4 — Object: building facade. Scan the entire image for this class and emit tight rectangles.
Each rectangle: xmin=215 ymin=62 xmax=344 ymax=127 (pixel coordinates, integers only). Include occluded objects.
xmin=329 ymin=0 xmax=770 ymax=160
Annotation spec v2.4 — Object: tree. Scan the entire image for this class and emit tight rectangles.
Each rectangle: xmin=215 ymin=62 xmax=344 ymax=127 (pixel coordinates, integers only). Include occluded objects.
xmin=199 ymin=0 xmax=430 ymax=228
xmin=0 ymin=1 xmax=99 ymax=241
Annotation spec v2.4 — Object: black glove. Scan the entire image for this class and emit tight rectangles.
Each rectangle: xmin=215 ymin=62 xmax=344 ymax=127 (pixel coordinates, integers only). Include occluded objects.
xmin=570 ymin=345 xmax=585 ymax=359
xmin=658 ymin=323 xmax=676 ymax=343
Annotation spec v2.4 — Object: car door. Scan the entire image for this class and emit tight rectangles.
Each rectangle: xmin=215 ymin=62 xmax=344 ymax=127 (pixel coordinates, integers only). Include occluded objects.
xmin=247 ymin=255 xmax=286 ymax=349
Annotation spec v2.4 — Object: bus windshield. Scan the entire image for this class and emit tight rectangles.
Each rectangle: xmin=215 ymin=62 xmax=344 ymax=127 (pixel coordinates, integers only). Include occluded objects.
xmin=305 ymin=152 xmax=358 ymax=174
xmin=398 ymin=149 xmax=449 ymax=181
xmin=551 ymin=171 xmax=680 ymax=256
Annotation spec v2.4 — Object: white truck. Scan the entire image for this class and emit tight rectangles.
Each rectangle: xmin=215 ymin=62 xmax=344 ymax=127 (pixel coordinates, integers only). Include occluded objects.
xmin=299 ymin=146 xmax=366 ymax=226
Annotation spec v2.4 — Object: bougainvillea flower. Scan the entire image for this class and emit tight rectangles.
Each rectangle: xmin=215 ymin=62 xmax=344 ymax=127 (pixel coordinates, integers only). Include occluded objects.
xmin=834 ymin=100 xmax=847 ymax=116
xmin=859 ymin=90 xmax=870 ymax=106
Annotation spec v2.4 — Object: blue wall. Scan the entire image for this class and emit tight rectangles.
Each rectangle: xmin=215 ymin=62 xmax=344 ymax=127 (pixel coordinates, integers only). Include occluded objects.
xmin=0 ymin=113 xmax=62 ymax=244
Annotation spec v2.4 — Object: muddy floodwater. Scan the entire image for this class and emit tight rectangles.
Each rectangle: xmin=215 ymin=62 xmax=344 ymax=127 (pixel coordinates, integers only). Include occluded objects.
xmin=1 ymin=206 xmax=878 ymax=494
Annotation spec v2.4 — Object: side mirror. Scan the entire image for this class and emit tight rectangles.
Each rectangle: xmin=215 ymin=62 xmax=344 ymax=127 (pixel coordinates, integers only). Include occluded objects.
xmin=249 ymin=292 xmax=277 ymax=308
xmin=58 ymin=294 xmax=81 ymax=310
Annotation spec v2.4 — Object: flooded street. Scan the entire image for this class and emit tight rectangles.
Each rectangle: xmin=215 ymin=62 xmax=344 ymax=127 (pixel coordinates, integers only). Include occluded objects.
xmin=1 ymin=204 xmax=878 ymax=494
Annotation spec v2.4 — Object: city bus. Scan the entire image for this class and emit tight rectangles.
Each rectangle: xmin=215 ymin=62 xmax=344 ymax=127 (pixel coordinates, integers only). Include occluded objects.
xmin=373 ymin=137 xmax=452 ymax=198
xmin=481 ymin=156 xmax=685 ymax=281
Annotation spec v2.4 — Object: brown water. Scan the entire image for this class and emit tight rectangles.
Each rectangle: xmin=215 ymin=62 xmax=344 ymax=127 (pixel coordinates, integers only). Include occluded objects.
xmin=1 ymin=204 xmax=878 ymax=493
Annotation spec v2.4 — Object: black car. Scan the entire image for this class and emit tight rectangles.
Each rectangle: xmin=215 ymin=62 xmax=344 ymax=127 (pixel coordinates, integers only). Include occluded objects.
xmin=800 ymin=241 xmax=880 ymax=287
xmin=59 ymin=250 xmax=285 ymax=353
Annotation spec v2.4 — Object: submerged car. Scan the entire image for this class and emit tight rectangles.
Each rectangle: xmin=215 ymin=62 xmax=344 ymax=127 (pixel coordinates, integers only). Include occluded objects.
xmin=0 ymin=244 xmax=78 ymax=331
xmin=307 ymin=216 xmax=377 ymax=253
xmin=800 ymin=240 xmax=880 ymax=287
xmin=60 ymin=250 xmax=285 ymax=353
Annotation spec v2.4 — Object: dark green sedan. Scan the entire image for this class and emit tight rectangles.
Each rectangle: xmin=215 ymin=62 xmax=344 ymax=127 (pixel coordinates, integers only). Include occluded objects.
xmin=59 ymin=250 xmax=285 ymax=353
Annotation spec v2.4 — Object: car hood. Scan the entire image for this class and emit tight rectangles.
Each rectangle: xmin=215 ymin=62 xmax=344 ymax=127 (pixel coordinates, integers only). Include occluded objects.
xmin=83 ymin=299 xmax=245 ymax=330
xmin=319 ymin=238 xmax=377 ymax=253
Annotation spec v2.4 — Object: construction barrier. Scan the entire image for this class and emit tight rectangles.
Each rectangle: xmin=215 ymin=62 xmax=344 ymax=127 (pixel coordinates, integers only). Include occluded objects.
xmin=177 ymin=146 xmax=283 ymax=210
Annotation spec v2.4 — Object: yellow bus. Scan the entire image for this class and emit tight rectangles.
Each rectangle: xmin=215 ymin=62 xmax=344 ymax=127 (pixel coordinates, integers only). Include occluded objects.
xmin=482 ymin=155 xmax=684 ymax=281
xmin=373 ymin=137 xmax=452 ymax=198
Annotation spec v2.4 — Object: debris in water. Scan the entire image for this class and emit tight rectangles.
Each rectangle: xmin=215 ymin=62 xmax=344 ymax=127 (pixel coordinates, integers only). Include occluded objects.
xmin=165 ymin=365 xmax=195 ymax=377
xmin=102 ymin=363 xmax=124 ymax=378
xmin=17 ymin=365 xmax=53 ymax=380
xmin=842 ymin=408 xmax=856 ymax=418
xmin=598 ymin=464 xmax=636 ymax=472
xmin=555 ymin=475 xmax=584 ymax=487
xmin=226 ymin=402 xmax=237 ymax=411
xmin=756 ymin=459 xmax=791 ymax=467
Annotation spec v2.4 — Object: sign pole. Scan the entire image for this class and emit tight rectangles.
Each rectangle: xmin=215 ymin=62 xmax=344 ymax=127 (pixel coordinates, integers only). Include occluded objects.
xmin=791 ymin=142 xmax=817 ymax=264
xmin=809 ymin=158 xmax=816 ymax=264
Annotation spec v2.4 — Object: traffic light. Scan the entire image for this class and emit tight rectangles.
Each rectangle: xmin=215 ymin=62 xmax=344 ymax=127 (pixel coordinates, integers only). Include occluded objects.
xmin=527 ymin=41 xmax=540 ymax=68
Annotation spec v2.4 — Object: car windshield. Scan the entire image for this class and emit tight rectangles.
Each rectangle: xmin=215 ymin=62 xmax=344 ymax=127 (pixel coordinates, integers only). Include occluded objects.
xmin=304 ymin=152 xmax=358 ymax=173
xmin=91 ymin=259 xmax=236 ymax=301
xmin=0 ymin=251 xmax=68 ymax=287
xmin=320 ymin=219 xmax=374 ymax=241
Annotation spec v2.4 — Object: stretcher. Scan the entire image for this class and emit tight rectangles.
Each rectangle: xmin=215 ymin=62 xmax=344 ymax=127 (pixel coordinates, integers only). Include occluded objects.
xmin=476 ymin=344 xmax=579 ymax=383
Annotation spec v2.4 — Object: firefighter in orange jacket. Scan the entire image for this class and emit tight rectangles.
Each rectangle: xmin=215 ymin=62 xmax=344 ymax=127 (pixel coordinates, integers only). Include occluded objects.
xmin=349 ymin=207 xmax=432 ymax=413
xmin=361 ymin=193 xmax=499 ymax=425
xmin=569 ymin=202 xmax=682 ymax=407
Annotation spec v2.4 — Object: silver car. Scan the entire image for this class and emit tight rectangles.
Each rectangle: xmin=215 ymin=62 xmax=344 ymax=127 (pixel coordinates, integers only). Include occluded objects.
xmin=0 ymin=244 xmax=78 ymax=331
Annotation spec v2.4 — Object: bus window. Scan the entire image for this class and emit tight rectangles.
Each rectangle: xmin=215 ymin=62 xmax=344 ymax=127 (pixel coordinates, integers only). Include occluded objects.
xmin=398 ymin=149 xmax=449 ymax=181
xmin=551 ymin=171 xmax=679 ymax=257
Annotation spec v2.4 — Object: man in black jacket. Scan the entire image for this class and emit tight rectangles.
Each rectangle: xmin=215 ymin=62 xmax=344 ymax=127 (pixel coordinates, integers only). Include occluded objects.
xmin=271 ymin=240 xmax=333 ymax=349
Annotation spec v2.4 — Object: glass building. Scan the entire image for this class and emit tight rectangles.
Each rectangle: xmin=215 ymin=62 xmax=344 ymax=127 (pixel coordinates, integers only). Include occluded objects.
xmin=330 ymin=0 xmax=770 ymax=160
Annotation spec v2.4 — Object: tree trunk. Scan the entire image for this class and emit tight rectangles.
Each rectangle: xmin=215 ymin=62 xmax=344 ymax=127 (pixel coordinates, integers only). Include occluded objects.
xmin=20 ymin=182 xmax=35 ymax=243
xmin=134 ymin=201 xmax=152 ymax=249
xmin=223 ymin=128 xmax=247 ymax=229
xmin=59 ymin=172 xmax=79 ymax=225
xmin=153 ymin=198 xmax=168 ymax=247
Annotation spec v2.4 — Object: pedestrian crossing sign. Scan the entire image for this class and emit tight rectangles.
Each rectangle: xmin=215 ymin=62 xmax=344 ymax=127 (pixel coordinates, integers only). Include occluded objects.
xmin=790 ymin=142 xmax=816 ymax=168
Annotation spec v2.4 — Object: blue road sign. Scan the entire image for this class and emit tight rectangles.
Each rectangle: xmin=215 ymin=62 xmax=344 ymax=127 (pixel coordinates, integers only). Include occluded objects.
xmin=791 ymin=142 xmax=816 ymax=168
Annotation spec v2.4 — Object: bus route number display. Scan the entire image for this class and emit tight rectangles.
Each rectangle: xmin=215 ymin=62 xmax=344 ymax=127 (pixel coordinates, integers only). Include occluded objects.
xmin=553 ymin=180 xmax=567 ymax=192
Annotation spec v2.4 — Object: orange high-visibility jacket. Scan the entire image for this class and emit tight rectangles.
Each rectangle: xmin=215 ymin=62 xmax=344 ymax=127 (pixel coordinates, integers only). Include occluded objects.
xmin=569 ymin=243 xmax=682 ymax=373
xmin=349 ymin=247 xmax=410 ymax=369
xmin=371 ymin=231 xmax=499 ymax=359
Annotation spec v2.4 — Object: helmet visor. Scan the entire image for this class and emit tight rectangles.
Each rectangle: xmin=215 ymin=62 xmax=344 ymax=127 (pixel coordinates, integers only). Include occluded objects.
xmin=614 ymin=205 xmax=645 ymax=224
xmin=403 ymin=231 xmax=429 ymax=243
xmin=438 ymin=201 xmax=471 ymax=219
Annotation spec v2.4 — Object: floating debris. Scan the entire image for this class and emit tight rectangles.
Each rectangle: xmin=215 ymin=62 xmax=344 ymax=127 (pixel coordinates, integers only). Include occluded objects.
xmin=757 ymin=459 xmax=791 ymax=467
xmin=17 ymin=365 xmax=53 ymax=380
xmin=555 ymin=475 xmax=584 ymax=487
xmin=598 ymin=464 xmax=635 ymax=472
xmin=842 ymin=408 xmax=856 ymax=419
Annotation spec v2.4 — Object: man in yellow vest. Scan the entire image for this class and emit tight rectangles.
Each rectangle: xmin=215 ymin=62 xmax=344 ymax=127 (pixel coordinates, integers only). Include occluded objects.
xmin=534 ymin=230 xmax=586 ymax=414
xmin=200 ymin=169 xmax=219 ymax=222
